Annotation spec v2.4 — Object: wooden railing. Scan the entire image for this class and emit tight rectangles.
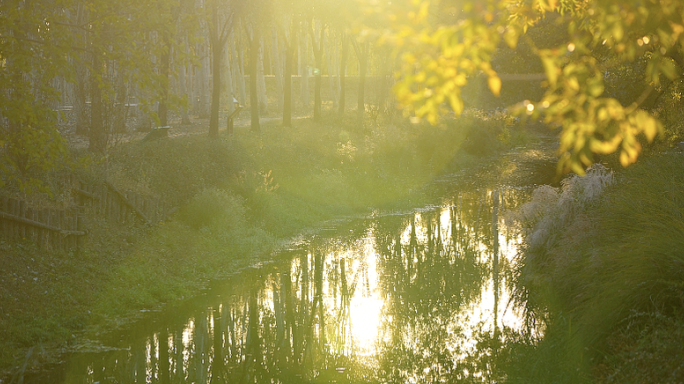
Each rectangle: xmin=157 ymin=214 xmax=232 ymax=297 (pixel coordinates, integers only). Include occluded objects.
xmin=0 ymin=180 xmax=170 ymax=251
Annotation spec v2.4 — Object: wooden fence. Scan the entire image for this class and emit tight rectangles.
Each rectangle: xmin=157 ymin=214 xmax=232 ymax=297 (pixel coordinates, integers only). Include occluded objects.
xmin=0 ymin=180 xmax=169 ymax=251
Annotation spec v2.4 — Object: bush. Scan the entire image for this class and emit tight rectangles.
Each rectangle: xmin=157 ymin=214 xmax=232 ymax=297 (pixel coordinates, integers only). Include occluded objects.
xmin=508 ymin=153 xmax=684 ymax=382
xmin=177 ymin=188 xmax=247 ymax=230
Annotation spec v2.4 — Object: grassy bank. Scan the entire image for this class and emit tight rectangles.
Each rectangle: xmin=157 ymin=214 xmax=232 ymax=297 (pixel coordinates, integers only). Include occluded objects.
xmin=0 ymin=111 xmax=534 ymax=376
xmin=503 ymin=151 xmax=684 ymax=383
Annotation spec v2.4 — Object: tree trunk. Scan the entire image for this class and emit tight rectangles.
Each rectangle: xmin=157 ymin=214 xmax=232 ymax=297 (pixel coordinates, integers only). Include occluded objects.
xmin=209 ymin=3 xmax=223 ymax=139
xmin=283 ymin=23 xmax=295 ymax=127
xmin=89 ymin=53 xmax=106 ymax=154
xmin=234 ymin=36 xmax=246 ymax=107
xmin=257 ymin=36 xmax=268 ymax=113
xmin=114 ymin=63 xmax=127 ymax=132
xmin=273 ymin=29 xmax=284 ymax=112
xmin=74 ymin=63 xmax=88 ymax=134
xmin=189 ymin=56 xmax=196 ymax=116
xmin=209 ymin=31 xmax=222 ymax=138
xmin=74 ymin=2 xmax=88 ymax=134
xmin=249 ymin=29 xmax=260 ymax=133
xmin=299 ymin=22 xmax=309 ymax=107
xmin=325 ymin=30 xmax=338 ymax=109
xmin=158 ymin=32 xmax=171 ymax=127
xmin=192 ymin=48 xmax=201 ymax=114
xmin=225 ymin=35 xmax=235 ymax=116
xmin=179 ymin=37 xmax=191 ymax=124
xmin=355 ymin=42 xmax=368 ymax=120
xmin=312 ymin=22 xmax=323 ymax=122
xmin=339 ymin=34 xmax=348 ymax=115
xmin=377 ymin=50 xmax=393 ymax=116
xmin=199 ymin=40 xmax=210 ymax=119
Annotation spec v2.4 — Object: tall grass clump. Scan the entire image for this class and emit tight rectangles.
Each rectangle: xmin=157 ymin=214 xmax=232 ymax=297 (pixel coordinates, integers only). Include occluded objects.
xmin=177 ymin=188 xmax=247 ymax=230
xmin=506 ymin=153 xmax=684 ymax=382
xmin=512 ymin=163 xmax=614 ymax=253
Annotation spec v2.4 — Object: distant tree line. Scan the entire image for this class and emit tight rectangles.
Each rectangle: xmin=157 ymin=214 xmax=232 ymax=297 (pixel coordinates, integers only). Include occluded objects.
xmin=5 ymin=0 xmax=684 ymax=192
xmin=0 ymin=0 xmax=396 ymax=193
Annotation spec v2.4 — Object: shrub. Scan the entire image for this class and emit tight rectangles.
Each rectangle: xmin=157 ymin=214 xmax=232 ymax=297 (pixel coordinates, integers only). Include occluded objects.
xmin=177 ymin=188 xmax=247 ymax=230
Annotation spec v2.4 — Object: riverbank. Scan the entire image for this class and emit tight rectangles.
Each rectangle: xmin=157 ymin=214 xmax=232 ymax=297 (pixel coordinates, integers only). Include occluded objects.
xmin=0 ymin=111 xmax=537 ymax=378
xmin=502 ymin=149 xmax=684 ymax=383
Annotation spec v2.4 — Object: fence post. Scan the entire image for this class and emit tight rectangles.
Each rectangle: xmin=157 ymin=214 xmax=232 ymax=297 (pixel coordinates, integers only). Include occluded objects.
xmin=76 ymin=207 xmax=84 ymax=254
xmin=19 ymin=200 xmax=26 ymax=240
xmin=26 ymin=207 xmax=35 ymax=244
xmin=8 ymin=198 xmax=17 ymax=241
xmin=0 ymin=196 xmax=7 ymax=240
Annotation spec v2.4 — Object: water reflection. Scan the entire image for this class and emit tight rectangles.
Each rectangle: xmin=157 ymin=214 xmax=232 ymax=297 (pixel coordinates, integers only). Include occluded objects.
xmin=47 ymin=187 xmax=534 ymax=384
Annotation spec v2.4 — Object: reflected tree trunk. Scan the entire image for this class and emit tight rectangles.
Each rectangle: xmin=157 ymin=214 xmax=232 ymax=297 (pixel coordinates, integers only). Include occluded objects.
xmin=273 ymin=282 xmax=285 ymax=350
xmin=210 ymin=308 xmax=224 ymax=384
xmin=282 ymin=263 xmax=296 ymax=360
xmin=492 ymin=190 xmax=500 ymax=334
xmin=193 ymin=312 xmax=209 ymax=384
xmin=243 ymin=290 xmax=260 ymax=382
xmin=315 ymin=251 xmax=325 ymax=346
xmin=135 ymin=338 xmax=147 ymax=384
xmin=173 ymin=327 xmax=184 ymax=383
xmin=227 ymin=308 xmax=237 ymax=362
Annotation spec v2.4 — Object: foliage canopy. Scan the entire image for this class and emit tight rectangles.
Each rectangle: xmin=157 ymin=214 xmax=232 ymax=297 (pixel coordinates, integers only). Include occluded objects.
xmin=370 ymin=0 xmax=683 ymax=173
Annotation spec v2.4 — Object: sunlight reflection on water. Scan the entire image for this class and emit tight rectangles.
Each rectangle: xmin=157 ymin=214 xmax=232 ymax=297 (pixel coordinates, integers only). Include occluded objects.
xmin=48 ymin=187 xmax=542 ymax=384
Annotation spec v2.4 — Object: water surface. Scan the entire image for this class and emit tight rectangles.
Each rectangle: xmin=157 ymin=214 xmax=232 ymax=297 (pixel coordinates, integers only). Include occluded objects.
xmin=32 ymin=145 xmax=556 ymax=383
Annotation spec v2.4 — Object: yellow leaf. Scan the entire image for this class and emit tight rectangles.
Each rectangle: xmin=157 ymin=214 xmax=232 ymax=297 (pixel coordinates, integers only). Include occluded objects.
xmin=417 ymin=1 xmax=430 ymax=22
xmin=504 ymin=26 xmax=520 ymax=49
xmin=448 ymin=93 xmax=464 ymax=115
xmin=619 ymin=151 xmax=629 ymax=167
xmin=541 ymin=55 xmax=558 ymax=87
xmin=488 ymin=75 xmax=502 ymax=97
xmin=659 ymin=58 xmax=677 ymax=80
xmin=571 ymin=160 xmax=585 ymax=175
xmin=643 ymin=115 xmax=657 ymax=141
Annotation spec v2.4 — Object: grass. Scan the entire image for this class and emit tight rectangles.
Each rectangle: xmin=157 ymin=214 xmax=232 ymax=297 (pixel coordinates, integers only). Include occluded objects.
xmin=504 ymin=150 xmax=684 ymax=383
xmin=0 ymin=110 xmax=533 ymax=376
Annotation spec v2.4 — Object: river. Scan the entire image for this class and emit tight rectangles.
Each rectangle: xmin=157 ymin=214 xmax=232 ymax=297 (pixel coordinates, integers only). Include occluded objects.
xmin=26 ymin=140 xmax=557 ymax=383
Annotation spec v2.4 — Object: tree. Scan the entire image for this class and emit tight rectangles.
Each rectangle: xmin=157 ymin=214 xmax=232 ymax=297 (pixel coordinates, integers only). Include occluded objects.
xmin=247 ymin=26 xmax=262 ymax=133
xmin=0 ymin=0 xmax=71 ymax=192
xmin=153 ymin=0 xmax=197 ymax=128
xmin=338 ymin=33 xmax=349 ymax=114
xmin=207 ymin=0 xmax=239 ymax=138
xmin=241 ymin=0 xmax=272 ymax=133
xmin=310 ymin=20 xmax=325 ymax=121
xmin=1 ymin=0 xmax=201 ymax=192
xmin=279 ymin=14 xmax=299 ymax=127
xmin=272 ymin=0 xmax=306 ymax=127
xmin=351 ymin=39 xmax=369 ymax=120
xmin=372 ymin=0 xmax=678 ymax=174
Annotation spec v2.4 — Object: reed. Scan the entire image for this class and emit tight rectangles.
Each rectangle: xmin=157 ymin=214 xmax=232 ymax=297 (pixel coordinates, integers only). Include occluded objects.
xmin=507 ymin=152 xmax=684 ymax=382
